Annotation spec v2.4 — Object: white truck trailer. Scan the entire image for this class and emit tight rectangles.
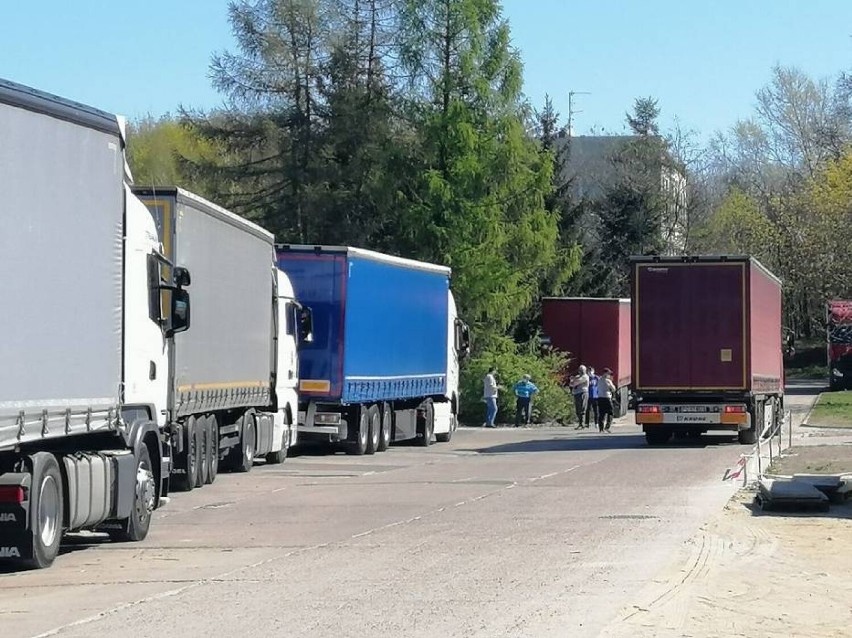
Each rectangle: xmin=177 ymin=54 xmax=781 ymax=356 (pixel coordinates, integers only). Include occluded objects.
xmin=133 ymin=187 xmax=307 ymax=489
xmin=0 ymin=79 xmax=306 ymax=569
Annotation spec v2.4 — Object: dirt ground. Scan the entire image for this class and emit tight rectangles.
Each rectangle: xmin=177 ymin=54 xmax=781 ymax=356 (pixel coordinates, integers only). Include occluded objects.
xmin=602 ymin=385 xmax=852 ymax=638
xmin=602 ymin=482 xmax=852 ymax=637
xmin=769 ymin=444 xmax=852 ymax=475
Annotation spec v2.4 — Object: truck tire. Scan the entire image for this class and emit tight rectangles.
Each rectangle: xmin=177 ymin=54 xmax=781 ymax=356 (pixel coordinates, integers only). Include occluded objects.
xmin=234 ymin=413 xmax=256 ymax=473
xmin=739 ymin=401 xmax=761 ymax=445
xmin=172 ymin=419 xmax=197 ymax=492
xmin=738 ymin=427 xmax=757 ymax=445
xmin=366 ymin=405 xmax=380 ymax=455
xmin=377 ymin=403 xmax=392 ymax=452
xmin=109 ymin=443 xmax=155 ymax=543
xmin=644 ymin=429 xmax=671 ymax=446
xmin=436 ymin=407 xmax=454 ymax=444
xmin=418 ymin=401 xmax=434 ymax=447
xmin=205 ymin=415 xmax=218 ymax=484
xmin=614 ymin=387 xmax=629 ymax=418
xmin=25 ymin=453 xmax=63 ymax=569
xmin=266 ymin=413 xmax=291 ymax=465
xmin=196 ymin=419 xmax=209 ymax=488
xmin=347 ymin=407 xmax=369 ymax=456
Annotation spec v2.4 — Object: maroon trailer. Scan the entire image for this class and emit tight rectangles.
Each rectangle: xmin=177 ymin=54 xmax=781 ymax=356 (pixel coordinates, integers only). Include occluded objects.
xmin=827 ymin=300 xmax=852 ymax=391
xmin=631 ymin=256 xmax=784 ymax=445
xmin=541 ymin=297 xmax=631 ymax=417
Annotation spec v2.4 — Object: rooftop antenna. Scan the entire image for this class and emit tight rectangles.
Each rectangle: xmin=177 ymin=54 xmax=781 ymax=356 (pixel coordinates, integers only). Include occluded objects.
xmin=568 ymin=90 xmax=591 ymax=137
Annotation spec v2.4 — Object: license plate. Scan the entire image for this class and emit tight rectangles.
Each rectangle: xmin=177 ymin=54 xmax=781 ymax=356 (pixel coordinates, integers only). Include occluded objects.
xmin=672 ymin=413 xmax=716 ymax=424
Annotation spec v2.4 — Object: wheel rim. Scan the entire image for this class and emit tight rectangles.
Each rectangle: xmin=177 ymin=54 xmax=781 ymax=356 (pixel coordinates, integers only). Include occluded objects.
xmin=187 ymin=425 xmax=197 ymax=475
xmin=360 ymin=413 xmax=368 ymax=446
xmin=135 ymin=460 xmax=156 ymax=521
xmin=210 ymin=419 xmax=219 ymax=475
xmin=371 ymin=412 xmax=380 ymax=447
xmin=245 ymin=418 xmax=255 ymax=464
xmin=38 ymin=474 xmax=60 ymax=547
xmin=383 ymin=407 xmax=391 ymax=442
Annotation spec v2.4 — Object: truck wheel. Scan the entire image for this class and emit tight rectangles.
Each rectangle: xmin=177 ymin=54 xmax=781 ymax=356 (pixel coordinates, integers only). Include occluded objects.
xmin=205 ymin=415 xmax=218 ymax=484
xmin=347 ymin=407 xmax=369 ymax=456
xmin=266 ymin=413 xmax=291 ymax=465
xmin=615 ymin=387 xmax=630 ymax=418
xmin=172 ymin=419 xmax=197 ymax=492
xmin=436 ymin=405 xmax=455 ymax=443
xmin=644 ymin=429 xmax=671 ymax=446
xmin=738 ymin=427 xmax=757 ymax=445
xmin=109 ymin=444 xmax=155 ymax=543
xmin=195 ymin=419 xmax=207 ymax=488
xmin=25 ymin=453 xmax=63 ymax=569
xmin=234 ymin=413 xmax=256 ymax=473
xmin=377 ymin=403 xmax=392 ymax=452
xmin=366 ymin=405 xmax=380 ymax=455
xmin=418 ymin=401 xmax=434 ymax=447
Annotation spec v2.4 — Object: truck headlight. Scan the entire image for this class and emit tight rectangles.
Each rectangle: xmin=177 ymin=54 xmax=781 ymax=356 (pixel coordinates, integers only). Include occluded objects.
xmin=833 ymin=368 xmax=844 ymax=378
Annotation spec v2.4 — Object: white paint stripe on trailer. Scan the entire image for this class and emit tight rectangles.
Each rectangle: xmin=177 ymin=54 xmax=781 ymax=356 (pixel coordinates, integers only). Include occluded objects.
xmin=346 ymin=374 xmax=446 ymax=381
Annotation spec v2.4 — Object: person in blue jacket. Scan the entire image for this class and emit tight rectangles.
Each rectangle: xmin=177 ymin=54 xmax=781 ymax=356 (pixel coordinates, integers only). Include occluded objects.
xmin=513 ymin=374 xmax=539 ymax=427
xmin=585 ymin=366 xmax=600 ymax=429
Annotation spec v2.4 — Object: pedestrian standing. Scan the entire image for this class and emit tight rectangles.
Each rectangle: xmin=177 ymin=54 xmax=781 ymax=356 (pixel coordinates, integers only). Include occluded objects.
xmin=585 ymin=366 xmax=600 ymax=429
xmin=483 ymin=367 xmax=499 ymax=428
xmin=569 ymin=365 xmax=590 ymax=430
xmin=596 ymin=368 xmax=617 ymax=433
xmin=513 ymin=374 xmax=539 ymax=427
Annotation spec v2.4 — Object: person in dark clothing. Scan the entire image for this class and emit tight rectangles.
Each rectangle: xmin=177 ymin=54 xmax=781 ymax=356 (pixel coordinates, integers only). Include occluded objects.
xmin=513 ymin=374 xmax=539 ymax=427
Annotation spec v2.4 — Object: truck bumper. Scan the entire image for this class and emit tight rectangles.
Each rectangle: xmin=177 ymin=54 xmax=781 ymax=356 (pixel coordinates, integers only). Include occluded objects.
xmin=636 ymin=405 xmax=751 ymax=431
xmin=296 ymin=423 xmax=349 ymax=442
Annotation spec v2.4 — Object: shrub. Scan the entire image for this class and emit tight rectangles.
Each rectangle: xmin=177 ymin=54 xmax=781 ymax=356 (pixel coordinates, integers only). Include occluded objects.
xmin=459 ymin=335 xmax=572 ymax=425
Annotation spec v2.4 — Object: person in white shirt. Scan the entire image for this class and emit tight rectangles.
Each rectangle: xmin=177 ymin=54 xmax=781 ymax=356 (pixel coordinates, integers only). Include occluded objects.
xmin=569 ymin=365 xmax=590 ymax=429
xmin=483 ymin=367 xmax=499 ymax=428
xmin=596 ymin=368 xmax=617 ymax=433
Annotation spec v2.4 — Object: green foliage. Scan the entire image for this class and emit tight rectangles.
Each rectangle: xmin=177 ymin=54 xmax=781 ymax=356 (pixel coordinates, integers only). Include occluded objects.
xmin=695 ymin=188 xmax=778 ymax=264
xmin=459 ymin=335 xmax=572 ymax=424
xmin=392 ymin=0 xmax=568 ymax=341
xmin=126 ymin=116 xmax=223 ymax=195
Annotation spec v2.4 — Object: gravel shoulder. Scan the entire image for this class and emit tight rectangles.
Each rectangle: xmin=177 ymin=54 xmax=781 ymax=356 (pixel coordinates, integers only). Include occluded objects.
xmin=603 ymin=382 xmax=852 ymax=638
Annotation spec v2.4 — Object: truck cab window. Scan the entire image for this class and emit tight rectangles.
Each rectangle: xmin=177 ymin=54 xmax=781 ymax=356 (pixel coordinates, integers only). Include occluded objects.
xmin=285 ymin=302 xmax=296 ymax=336
xmin=147 ymin=253 xmax=163 ymax=324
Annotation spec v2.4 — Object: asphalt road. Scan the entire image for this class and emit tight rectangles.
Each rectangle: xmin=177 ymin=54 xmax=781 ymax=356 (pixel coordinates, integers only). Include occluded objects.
xmin=0 ymin=393 xmax=817 ymax=638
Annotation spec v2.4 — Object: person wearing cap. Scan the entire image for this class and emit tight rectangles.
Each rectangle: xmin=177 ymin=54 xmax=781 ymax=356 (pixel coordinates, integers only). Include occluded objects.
xmin=585 ymin=366 xmax=600 ymax=428
xmin=596 ymin=368 xmax=617 ymax=433
xmin=569 ymin=364 xmax=590 ymax=430
xmin=513 ymin=374 xmax=539 ymax=427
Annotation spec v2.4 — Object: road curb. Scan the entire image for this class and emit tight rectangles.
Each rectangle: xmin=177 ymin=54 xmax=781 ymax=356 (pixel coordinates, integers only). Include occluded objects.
xmin=801 ymin=394 xmax=818 ymax=428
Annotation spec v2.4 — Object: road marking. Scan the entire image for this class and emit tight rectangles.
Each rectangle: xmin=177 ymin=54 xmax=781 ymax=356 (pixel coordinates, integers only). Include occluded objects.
xmin=33 ymin=460 xmax=589 ymax=637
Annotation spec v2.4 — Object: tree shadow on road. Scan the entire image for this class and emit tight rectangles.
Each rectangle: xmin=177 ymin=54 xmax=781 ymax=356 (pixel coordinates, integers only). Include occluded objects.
xmin=784 ymin=383 xmax=824 ymax=396
xmin=462 ymin=433 xmax=740 ymax=454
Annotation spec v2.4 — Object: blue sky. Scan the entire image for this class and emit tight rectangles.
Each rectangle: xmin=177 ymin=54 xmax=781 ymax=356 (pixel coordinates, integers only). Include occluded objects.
xmin=2 ymin=1 xmax=851 ymax=139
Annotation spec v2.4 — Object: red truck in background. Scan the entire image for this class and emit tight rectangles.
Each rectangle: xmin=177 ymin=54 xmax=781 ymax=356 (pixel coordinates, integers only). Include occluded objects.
xmin=631 ymin=256 xmax=784 ymax=446
xmin=828 ymin=300 xmax=852 ymax=391
xmin=541 ymin=297 xmax=632 ymax=417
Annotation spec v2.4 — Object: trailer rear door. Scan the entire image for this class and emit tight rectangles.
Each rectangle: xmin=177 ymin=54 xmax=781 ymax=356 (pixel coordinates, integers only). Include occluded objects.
xmin=634 ymin=262 xmax=747 ymax=391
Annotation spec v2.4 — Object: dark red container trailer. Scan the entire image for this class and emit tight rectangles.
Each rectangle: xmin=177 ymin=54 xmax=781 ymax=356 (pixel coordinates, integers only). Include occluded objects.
xmin=541 ymin=298 xmax=631 ymax=417
xmin=827 ymin=300 xmax=852 ymax=391
xmin=631 ymin=256 xmax=784 ymax=445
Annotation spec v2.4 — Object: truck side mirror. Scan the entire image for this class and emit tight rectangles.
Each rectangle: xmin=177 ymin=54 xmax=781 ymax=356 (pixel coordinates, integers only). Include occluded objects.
xmin=457 ymin=320 xmax=471 ymax=360
xmin=174 ymin=266 xmax=191 ymax=287
xmin=299 ymin=306 xmax=314 ymax=344
xmin=167 ymin=288 xmax=191 ymax=336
